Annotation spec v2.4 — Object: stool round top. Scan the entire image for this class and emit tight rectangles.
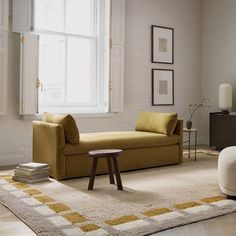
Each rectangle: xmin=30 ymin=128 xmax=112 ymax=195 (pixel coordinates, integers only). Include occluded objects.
xmin=88 ymin=149 xmax=123 ymax=157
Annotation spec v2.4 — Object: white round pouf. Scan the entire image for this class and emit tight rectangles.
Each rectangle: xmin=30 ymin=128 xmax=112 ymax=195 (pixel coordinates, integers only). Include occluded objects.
xmin=218 ymin=146 xmax=236 ymax=197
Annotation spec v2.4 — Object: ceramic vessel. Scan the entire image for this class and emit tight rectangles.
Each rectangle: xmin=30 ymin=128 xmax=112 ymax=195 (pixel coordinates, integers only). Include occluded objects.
xmin=186 ymin=120 xmax=192 ymax=129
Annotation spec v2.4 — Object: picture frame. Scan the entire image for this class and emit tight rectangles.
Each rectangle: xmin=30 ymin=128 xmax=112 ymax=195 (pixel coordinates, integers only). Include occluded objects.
xmin=151 ymin=25 xmax=174 ymax=64
xmin=152 ymin=69 xmax=174 ymax=106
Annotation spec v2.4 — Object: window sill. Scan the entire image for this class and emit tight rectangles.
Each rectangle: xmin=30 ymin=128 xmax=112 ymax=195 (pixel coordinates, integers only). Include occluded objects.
xmin=22 ymin=112 xmax=115 ymax=121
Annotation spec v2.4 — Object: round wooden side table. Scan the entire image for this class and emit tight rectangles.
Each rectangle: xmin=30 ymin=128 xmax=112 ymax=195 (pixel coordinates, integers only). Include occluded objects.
xmin=88 ymin=149 xmax=123 ymax=190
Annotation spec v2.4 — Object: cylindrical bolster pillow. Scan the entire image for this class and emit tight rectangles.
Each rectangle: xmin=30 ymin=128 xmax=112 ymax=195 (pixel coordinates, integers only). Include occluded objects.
xmin=135 ymin=111 xmax=178 ymax=136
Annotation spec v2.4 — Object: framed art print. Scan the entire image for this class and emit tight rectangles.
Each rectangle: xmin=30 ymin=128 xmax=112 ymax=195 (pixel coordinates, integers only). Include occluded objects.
xmin=152 ymin=69 xmax=174 ymax=105
xmin=151 ymin=25 xmax=174 ymax=64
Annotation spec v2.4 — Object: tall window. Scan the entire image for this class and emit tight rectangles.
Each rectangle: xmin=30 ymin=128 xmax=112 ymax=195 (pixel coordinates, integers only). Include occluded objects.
xmin=34 ymin=0 xmax=110 ymax=113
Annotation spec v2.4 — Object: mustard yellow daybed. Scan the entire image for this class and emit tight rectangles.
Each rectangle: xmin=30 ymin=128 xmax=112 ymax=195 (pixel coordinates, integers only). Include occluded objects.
xmin=32 ymin=112 xmax=183 ymax=180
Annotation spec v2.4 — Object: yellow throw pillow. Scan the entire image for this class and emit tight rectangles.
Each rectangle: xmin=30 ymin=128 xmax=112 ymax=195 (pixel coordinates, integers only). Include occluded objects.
xmin=42 ymin=112 xmax=80 ymax=144
xmin=135 ymin=112 xmax=178 ymax=136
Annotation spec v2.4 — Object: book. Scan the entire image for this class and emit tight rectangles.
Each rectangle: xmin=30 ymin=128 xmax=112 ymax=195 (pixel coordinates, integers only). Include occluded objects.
xmin=18 ymin=162 xmax=49 ymax=170
xmin=12 ymin=175 xmax=49 ymax=184
xmin=14 ymin=167 xmax=49 ymax=176
xmin=14 ymin=172 xmax=49 ymax=180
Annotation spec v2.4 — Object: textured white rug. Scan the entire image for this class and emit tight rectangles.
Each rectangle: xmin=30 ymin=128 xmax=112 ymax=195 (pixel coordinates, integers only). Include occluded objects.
xmin=1 ymin=152 xmax=236 ymax=236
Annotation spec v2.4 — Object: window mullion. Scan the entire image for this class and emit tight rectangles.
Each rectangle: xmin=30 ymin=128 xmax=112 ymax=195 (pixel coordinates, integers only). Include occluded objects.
xmin=63 ymin=0 xmax=67 ymax=105
xmin=64 ymin=36 xmax=68 ymax=104
xmin=34 ymin=29 xmax=96 ymax=40
xmin=63 ymin=0 xmax=67 ymax=32
xmin=94 ymin=0 xmax=99 ymax=108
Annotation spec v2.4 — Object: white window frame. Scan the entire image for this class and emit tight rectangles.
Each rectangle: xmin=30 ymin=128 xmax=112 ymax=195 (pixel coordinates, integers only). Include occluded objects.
xmin=14 ymin=0 xmax=125 ymax=116
xmin=34 ymin=0 xmax=109 ymax=114
xmin=109 ymin=0 xmax=125 ymax=112
xmin=20 ymin=32 xmax=39 ymax=115
xmin=0 ymin=0 xmax=8 ymax=115
xmin=12 ymin=0 xmax=32 ymax=33
xmin=0 ymin=0 xmax=8 ymax=31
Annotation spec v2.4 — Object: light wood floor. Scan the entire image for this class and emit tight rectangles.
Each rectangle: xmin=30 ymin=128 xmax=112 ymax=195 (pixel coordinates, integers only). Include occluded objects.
xmin=1 ymin=146 xmax=236 ymax=236
xmin=0 ymin=204 xmax=36 ymax=235
xmin=153 ymin=212 xmax=236 ymax=236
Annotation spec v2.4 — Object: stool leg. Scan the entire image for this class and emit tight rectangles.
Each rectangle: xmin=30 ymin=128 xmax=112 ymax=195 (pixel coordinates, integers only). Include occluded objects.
xmin=188 ymin=132 xmax=191 ymax=159
xmin=194 ymin=131 xmax=197 ymax=161
xmin=88 ymin=157 xmax=98 ymax=190
xmin=112 ymin=156 xmax=123 ymax=190
xmin=107 ymin=157 xmax=115 ymax=184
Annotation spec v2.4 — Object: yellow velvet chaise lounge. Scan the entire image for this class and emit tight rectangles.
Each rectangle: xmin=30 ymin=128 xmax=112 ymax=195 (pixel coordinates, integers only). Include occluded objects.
xmin=33 ymin=112 xmax=183 ymax=180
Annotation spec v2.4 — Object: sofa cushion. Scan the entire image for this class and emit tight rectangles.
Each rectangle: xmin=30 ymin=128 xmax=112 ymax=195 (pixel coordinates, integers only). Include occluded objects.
xmin=135 ymin=112 xmax=178 ymax=136
xmin=63 ymin=131 xmax=181 ymax=155
xmin=42 ymin=112 xmax=79 ymax=144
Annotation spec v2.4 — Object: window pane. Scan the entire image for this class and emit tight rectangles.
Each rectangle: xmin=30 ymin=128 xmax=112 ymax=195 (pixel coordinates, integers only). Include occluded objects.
xmin=35 ymin=0 xmax=65 ymax=32
xmin=66 ymin=0 xmax=95 ymax=35
xmin=38 ymin=34 xmax=66 ymax=104
xmin=67 ymin=37 xmax=96 ymax=104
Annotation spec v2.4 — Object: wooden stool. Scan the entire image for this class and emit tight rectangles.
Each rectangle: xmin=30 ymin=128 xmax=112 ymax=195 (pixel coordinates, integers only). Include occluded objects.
xmin=88 ymin=149 xmax=123 ymax=190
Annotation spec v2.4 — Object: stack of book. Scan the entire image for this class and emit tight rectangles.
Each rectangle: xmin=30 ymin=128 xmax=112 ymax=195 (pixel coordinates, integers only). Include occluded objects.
xmin=13 ymin=162 xmax=50 ymax=183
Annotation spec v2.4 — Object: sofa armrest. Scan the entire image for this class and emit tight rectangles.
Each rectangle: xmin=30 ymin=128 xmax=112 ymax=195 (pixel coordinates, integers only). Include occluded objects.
xmin=32 ymin=121 xmax=66 ymax=180
xmin=174 ymin=120 xmax=183 ymax=163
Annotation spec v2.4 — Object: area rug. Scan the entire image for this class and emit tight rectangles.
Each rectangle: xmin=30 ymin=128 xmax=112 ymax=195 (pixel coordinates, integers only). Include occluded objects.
xmin=1 ymin=152 xmax=236 ymax=236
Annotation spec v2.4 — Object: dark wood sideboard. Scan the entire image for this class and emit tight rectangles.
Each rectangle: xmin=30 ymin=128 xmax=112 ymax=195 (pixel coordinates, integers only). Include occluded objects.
xmin=210 ymin=112 xmax=236 ymax=150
